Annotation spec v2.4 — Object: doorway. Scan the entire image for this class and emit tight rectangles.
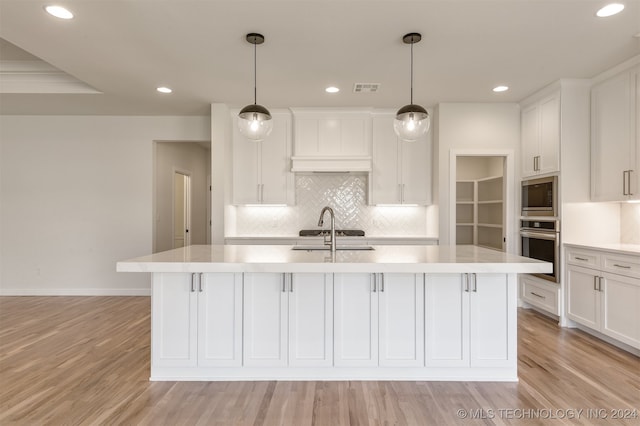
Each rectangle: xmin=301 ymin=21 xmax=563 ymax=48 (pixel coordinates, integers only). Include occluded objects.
xmin=153 ymin=141 xmax=211 ymax=253
xmin=450 ymin=150 xmax=514 ymax=253
xmin=173 ymin=171 xmax=191 ymax=248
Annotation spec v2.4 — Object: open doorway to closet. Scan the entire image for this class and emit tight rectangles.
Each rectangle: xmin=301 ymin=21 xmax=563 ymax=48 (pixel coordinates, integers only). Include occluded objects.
xmin=451 ymin=151 xmax=514 ymax=253
xmin=153 ymin=141 xmax=211 ymax=253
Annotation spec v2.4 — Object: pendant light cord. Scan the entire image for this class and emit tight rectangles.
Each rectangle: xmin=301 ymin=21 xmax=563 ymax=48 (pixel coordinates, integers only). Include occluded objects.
xmin=253 ymin=40 xmax=257 ymax=105
xmin=410 ymin=37 xmax=414 ymax=105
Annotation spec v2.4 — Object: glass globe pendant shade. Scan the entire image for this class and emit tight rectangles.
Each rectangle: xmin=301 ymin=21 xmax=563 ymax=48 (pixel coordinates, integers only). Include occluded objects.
xmin=238 ymin=104 xmax=273 ymax=141
xmin=394 ymin=104 xmax=430 ymax=142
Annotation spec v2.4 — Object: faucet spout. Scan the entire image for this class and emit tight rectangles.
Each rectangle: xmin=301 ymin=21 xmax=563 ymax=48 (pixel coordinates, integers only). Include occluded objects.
xmin=317 ymin=206 xmax=336 ymax=253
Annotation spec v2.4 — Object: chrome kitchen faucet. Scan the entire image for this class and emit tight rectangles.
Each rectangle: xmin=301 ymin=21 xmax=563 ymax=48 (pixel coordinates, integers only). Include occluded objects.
xmin=317 ymin=206 xmax=336 ymax=253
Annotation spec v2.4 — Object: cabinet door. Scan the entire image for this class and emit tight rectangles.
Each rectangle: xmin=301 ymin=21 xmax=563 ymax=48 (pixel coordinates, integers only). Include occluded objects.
xmin=243 ymin=273 xmax=288 ymax=367
xmin=260 ymin=113 xmax=293 ymax=205
xmin=566 ymin=265 xmax=600 ymax=330
xmin=538 ymin=93 xmax=560 ymax=175
xmin=379 ymin=273 xmax=424 ymax=367
xmin=334 ymin=273 xmax=378 ymax=367
xmin=198 ymin=273 xmax=243 ymax=367
xmin=152 ymin=273 xmax=198 ymax=368
xmin=401 ymin=131 xmax=432 ymax=205
xmin=232 ymin=116 xmax=260 ymax=204
xmin=521 ymin=103 xmax=539 ymax=178
xmin=371 ymin=114 xmax=400 ymax=204
xmin=424 ymin=274 xmax=469 ymax=367
xmin=469 ymin=274 xmax=513 ymax=367
xmin=601 ymin=273 xmax=640 ymax=349
xmin=632 ymin=66 xmax=640 ymax=200
xmin=288 ymin=273 xmax=333 ymax=367
xmin=591 ymin=70 xmax=633 ymax=201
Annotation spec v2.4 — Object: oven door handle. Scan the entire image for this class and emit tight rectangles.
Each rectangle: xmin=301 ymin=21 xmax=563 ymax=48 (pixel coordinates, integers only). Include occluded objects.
xmin=519 ymin=231 xmax=558 ymax=241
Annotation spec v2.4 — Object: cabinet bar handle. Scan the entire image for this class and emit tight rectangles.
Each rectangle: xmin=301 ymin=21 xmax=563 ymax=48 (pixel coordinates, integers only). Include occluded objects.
xmin=613 ymin=264 xmax=631 ymax=269
xmin=593 ymin=276 xmax=598 ymax=291
xmin=381 ymin=274 xmax=385 ymax=292
xmin=598 ymin=276 xmax=604 ymax=292
xmin=282 ymin=274 xmax=286 ymax=292
xmin=530 ymin=292 xmax=546 ymax=299
xmin=575 ymin=257 xmax=589 ymax=261
xmin=198 ymin=273 xmax=203 ymax=292
xmin=191 ymin=273 xmax=196 ymax=292
xmin=471 ymin=273 xmax=478 ymax=292
xmin=623 ymin=171 xmax=627 ymax=196
xmin=463 ymin=274 xmax=469 ymax=293
xmin=289 ymin=273 xmax=293 ymax=292
xmin=628 ymin=170 xmax=634 ymax=196
xmin=373 ymin=274 xmax=377 ymax=293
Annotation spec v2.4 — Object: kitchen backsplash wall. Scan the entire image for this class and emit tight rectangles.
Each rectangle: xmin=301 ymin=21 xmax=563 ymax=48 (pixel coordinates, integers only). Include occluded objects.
xmin=234 ymin=173 xmax=428 ymax=236
xmin=620 ymin=203 xmax=640 ymax=244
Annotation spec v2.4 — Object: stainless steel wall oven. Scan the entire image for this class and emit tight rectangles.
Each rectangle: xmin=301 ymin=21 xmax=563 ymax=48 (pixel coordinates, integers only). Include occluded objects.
xmin=520 ymin=219 xmax=560 ymax=282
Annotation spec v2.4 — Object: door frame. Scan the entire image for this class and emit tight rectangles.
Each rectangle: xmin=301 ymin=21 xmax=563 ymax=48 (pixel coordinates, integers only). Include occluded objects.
xmin=449 ymin=149 xmax=515 ymax=253
xmin=173 ymin=168 xmax=192 ymax=248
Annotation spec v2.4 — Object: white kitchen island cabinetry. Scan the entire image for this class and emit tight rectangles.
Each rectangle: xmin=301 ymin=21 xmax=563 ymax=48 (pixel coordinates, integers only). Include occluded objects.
xmin=370 ymin=112 xmax=432 ymax=205
xmin=152 ymin=272 xmax=243 ymax=368
xmin=425 ymin=273 xmax=514 ymax=368
xmin=118 ymin=245 xmax=550 ymax=381
xmin=243 ymin=272 xmax=333 ymax=367
xmin=334 ymin=273 xmax=424 ymax=368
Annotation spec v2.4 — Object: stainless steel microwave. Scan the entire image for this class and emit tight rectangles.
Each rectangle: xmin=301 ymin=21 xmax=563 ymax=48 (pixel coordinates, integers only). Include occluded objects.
xmin=521 ymin=176 xmax=557 ymax=217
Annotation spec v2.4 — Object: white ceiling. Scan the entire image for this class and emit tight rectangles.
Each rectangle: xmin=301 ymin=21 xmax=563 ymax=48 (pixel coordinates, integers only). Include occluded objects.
xmin=0 ymin=0 xmax=639 ymax=116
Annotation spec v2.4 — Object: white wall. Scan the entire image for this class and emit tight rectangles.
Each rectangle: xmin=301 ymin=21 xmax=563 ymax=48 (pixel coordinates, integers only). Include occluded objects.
xmin=436 ymin=103 xmax=520 ymax=247
xmin=154 ymin=142 xmax=210 ymax=253
xmin=0 ymin=115 xmax=210 ymax=295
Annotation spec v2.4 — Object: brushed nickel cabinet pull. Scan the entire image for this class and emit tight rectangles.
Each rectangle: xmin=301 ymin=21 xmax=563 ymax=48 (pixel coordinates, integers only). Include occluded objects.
xmin=282 ymin=274 xmax=286 ymax=293
xmin=191 ymin=273 xmax=196 ymax=292
xmin=623 ymin=171 xmax=629 ymax=196
xmin=593 ymin=276 xmax=598 ymax=291
xmin=598 ymin=276 xmax=604 ymax=292
xmin=613 ymin=264 xmax=631 ymax=269
xmin=575 ymin=257 xmax=589 ymax=261
xmin=381 ymin=274 xmax=385 ymax=292
xmin=289 ymin=274 xmax=293 ymax=292
xmin=629 ymin=170 xmax=634 ymax=196
xmin=530 ymin=292 xmax=546 ymax=299
xmin=373 ymin=274 xmax=377 ymax=293
xmin=199 ymin=273 xmax=203 ymax=292
xmin=472 ymin=273 xmax=478 ymax=292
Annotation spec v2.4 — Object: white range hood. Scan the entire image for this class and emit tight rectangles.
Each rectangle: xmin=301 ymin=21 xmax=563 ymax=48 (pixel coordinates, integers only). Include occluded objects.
xmin=290 ymin=108 xmax=372 ymax=173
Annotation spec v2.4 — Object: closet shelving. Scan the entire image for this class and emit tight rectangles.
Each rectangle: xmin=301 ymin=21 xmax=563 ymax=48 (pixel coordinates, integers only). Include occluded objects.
xmin=455 ymin=176 xmax=504 ymax=251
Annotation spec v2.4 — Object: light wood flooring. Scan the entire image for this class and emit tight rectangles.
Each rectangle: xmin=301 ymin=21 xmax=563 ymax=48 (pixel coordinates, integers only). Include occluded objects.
xmin=0 ymin=296 xmax=638 ymax=425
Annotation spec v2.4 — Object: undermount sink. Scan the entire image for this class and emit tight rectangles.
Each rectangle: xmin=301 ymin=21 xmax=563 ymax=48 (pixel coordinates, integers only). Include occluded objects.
xmin=292 ymin=245 xmax=375 ymax=251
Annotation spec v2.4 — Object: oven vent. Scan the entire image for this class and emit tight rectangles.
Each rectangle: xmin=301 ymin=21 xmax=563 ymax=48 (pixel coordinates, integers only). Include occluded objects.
xmin=353 ymin=83 xmax=380 ymax=93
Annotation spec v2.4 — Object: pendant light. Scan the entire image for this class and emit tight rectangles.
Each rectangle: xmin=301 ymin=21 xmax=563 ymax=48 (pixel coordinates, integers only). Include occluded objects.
xmin=394 ymin=33 xmax=430 ymax=142
xmin=238 ymin=33 xmax=273 ymax=141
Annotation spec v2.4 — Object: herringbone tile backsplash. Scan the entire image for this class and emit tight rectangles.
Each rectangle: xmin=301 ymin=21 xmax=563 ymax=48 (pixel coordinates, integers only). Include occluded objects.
xmin=235 ymin=173 xmax=428 ymax=236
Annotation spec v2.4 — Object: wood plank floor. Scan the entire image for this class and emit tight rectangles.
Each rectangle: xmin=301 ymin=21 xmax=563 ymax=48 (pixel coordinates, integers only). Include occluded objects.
xmin=0 ymin=296 xmax=638 ymax=425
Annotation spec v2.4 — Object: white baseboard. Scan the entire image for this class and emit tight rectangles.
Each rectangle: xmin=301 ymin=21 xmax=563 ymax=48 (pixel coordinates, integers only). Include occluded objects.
xmin=0 ymin=288 xmax=150 ymax=296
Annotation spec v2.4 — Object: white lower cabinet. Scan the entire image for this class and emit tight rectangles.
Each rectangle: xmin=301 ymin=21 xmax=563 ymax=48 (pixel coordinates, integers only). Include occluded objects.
xmin=334 ymin=273 xmax=425 ymax=367
xmin=243 ymin=272 xmax=333 ymax=367
xmin=425 ymin=273 xmax=514 ymax=368
xmin=566 ymin=247 xmax=640 ymax=349
xmin=152 ymin=272 xmax=242 ymax=368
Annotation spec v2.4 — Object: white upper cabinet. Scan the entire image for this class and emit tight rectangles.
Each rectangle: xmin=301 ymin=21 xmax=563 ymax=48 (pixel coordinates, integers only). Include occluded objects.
xmin=232 ymin=111 xmax=293 ymax=205
xmin=371 ymin=112 xmax=432 ymax=205
xmin=591 ymin=64 xmax=640 ymax=202
xmin=521 ymin=90 xmax=560 ymax=178
xmin=290 ymin=109 xmax=372 ymax=172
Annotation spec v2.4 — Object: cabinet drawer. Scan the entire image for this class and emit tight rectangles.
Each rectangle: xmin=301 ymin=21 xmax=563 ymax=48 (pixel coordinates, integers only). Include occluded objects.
xmin=566 ymin=248 xmax=600 ymax=268
xmin=521 ymin=276 xmax=559 ymax=315
xmin=603 ymin=254 xmax=640 ymax=278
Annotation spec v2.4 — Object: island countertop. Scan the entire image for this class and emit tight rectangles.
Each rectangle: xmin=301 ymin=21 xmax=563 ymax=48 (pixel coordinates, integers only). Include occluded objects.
xmin=117 ymin=244 xmax=551 ymax=274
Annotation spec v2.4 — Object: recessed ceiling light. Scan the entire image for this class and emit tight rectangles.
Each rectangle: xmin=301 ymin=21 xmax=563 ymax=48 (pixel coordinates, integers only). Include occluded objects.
xmin=157 ymin=87 xmax=172 ymax=94
xmin=325 ymin=86 xmax=340 ymax=93
xmin=44 ymin=5 xmax=74 ymax=19
xmin=596 ymin=3 xmax=625 ymax=17
xmin=493 ymin=85 xmax=509 ymax=93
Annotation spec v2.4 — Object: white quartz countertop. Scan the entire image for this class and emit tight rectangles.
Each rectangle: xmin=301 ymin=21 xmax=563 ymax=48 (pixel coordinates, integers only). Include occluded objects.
xmin=117 ymin=244 xmax=552 ymax=274
xmin=564 ymin=242 xmax=640 ymax=256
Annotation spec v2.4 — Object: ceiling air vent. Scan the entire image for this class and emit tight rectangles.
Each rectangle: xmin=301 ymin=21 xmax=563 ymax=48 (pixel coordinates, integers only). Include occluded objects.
xmin=353 ymin=83 xmax=380 ymax=93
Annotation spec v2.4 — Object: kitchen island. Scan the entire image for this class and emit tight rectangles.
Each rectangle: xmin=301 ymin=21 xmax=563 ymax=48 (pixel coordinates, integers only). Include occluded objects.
xmin=117 ymin=245 xmax=551 ymax=382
